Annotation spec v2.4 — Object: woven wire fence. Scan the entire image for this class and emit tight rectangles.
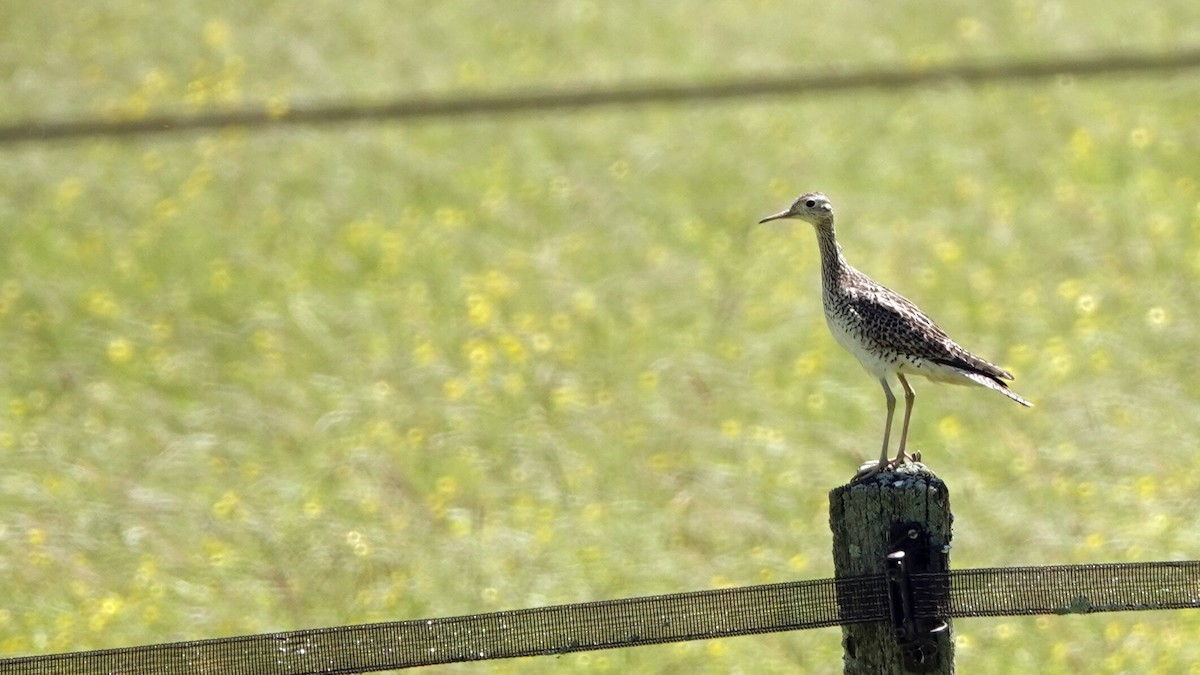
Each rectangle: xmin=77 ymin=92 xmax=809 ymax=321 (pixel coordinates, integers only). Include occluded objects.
xmin=1 ymin=561 xmax=1196 ymax=675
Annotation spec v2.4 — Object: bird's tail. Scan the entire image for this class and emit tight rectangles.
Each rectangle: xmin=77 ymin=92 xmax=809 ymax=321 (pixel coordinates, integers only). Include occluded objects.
xmin=959 ymin=370 xmax=1033 ymax=407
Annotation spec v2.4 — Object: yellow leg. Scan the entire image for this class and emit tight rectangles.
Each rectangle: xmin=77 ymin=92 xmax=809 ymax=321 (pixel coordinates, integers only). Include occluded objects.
xmin=878 ymin=378 xmax=896 ymax=466
xmin=895 ymin=374 xmax=915 ymax=464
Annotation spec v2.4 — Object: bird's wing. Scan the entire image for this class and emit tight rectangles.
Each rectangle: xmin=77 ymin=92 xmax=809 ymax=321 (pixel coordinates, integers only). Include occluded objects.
xmin=843 ymin=280 xmax=1015 ymax=383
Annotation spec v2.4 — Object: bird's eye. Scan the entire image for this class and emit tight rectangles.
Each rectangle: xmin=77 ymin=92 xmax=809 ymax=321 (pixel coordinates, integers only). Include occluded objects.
xmin=805 ymin=199 xmax=816 ymax=208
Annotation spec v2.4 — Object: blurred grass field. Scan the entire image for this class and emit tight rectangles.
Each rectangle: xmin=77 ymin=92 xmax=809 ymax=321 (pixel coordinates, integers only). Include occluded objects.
xmin=3 ymin=2 xmax=1200 ymax=672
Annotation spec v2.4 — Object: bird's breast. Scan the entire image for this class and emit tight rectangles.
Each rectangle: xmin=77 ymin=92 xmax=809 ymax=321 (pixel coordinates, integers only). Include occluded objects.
xmin=823 ymin=303 xmax=896 ymax=379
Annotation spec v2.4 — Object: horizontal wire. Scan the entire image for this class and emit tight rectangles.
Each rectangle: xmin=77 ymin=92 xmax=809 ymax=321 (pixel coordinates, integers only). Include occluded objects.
xmin=0 ymin=561 xmax=1196 ymax=674
xmin=2 ymin=49 xmax=1199 ymax=144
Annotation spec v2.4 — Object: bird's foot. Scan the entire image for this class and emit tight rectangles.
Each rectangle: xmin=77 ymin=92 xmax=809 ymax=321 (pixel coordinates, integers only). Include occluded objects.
xmin=854 ymin=460 xmax=884 ymax=479
xmin=853 ymin=452 xmax=919 ymax=482
xmin=853 ymin=459 xmax=894 ymax=481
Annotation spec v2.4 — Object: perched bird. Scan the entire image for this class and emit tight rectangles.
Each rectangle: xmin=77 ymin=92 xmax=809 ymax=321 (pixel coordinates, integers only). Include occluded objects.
xmin=759 ymin=191 xmax=1031 ymax=472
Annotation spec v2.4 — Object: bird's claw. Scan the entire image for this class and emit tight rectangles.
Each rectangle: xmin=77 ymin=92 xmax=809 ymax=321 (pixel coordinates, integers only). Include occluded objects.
xmin=853 ymin=460 xmax=886 ymax=480
xmin=853 ymin=451 xmax=920 ymax=481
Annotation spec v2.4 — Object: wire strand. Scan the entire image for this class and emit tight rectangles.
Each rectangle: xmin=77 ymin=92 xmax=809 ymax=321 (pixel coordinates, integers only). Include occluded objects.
xmin=2 ymin=50 xmax=1199 ymax=144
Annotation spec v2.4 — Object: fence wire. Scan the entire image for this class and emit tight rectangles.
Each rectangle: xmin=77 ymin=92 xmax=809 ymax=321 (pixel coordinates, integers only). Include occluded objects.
xmin=2 ymin=50 xmax=1199 ymax=144
xmin=920 ymin=560 xmax=1200 ymax=618
xmin=1 ymin=560 xmax=1196 ymax=675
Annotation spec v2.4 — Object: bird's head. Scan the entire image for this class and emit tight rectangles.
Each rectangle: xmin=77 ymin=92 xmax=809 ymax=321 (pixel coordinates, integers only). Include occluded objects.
xmin=758 ymin=192 xmax=834 ymax=227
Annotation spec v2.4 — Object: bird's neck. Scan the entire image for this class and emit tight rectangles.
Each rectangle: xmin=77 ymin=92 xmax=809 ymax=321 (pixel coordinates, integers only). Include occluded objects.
xmin=814 ymin=221 xmax=848 ymax=287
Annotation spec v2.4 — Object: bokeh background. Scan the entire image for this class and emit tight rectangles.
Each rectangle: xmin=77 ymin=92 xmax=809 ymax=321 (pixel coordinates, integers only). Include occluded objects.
xmin=3 ymin=2 xmax=1200 ymax=672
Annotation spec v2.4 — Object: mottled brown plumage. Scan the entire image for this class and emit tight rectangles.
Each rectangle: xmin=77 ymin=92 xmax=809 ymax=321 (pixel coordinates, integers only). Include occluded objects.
xmin=759 ymin=191 xmax=1031 ymax=471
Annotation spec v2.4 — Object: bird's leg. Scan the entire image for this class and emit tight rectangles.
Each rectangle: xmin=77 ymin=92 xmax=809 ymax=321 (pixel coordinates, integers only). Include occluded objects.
xmin=854 ymin=378 xmax=898 ymax=480
xmin=894 ymin=374 xmax=916 ymax=465
xmin=878 ymin=378 xmax=896 ymax=466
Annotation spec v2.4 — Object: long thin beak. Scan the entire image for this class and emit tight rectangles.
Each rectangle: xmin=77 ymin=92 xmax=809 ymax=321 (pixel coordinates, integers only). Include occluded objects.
xmin=758 ymin=209 xmax=793 ymax=224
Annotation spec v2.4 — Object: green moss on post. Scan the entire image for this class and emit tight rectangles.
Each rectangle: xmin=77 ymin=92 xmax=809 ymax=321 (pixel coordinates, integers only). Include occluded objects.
xmin=829 ymin=464 xmax=954 ymax=674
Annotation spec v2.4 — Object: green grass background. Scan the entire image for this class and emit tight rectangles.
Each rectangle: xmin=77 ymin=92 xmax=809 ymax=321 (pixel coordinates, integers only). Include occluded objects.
xmin=3 ymin=2 xmax=1200 ymax=672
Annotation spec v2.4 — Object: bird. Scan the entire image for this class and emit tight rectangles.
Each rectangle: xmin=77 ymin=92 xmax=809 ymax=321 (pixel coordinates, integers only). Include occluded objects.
xmin=758 ymin=191 xmax=1031 ymax=474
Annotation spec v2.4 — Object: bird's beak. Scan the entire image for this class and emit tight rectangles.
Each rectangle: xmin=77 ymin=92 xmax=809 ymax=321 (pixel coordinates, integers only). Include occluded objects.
xmin=757 ymin=209 xmax=793 ymax=224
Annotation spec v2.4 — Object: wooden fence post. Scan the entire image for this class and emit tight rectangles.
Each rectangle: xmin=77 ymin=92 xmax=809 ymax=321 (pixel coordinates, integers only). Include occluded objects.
xmin=829 ymin=464 xmax=954 ymax=674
